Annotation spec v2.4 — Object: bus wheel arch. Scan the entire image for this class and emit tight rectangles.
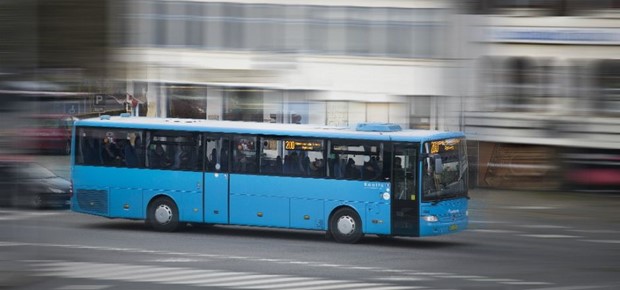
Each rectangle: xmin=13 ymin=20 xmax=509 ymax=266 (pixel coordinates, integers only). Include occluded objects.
xmin=328 ymin=206 xmax=364 ymax=244
xmin=146 ymin=195 xmax=182 ymax=232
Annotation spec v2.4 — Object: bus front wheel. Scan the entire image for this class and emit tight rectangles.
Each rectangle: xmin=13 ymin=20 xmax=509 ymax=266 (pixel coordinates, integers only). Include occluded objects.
xmin=147 ymin=197 xmax=181 ymax=232
xmin=329 ymin=208 xmax=364 ymax=244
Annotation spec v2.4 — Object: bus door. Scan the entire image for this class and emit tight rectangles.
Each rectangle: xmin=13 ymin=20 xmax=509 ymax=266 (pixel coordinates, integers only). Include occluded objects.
xmin=203 ymin=135 xmax=230 ymax=224
xmin=391 ymin=144 xmax=420 ymax=236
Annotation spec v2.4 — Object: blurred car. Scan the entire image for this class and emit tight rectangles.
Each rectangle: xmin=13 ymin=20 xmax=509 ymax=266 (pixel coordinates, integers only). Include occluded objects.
xmin=17 ymin=114 xmax=77 ymax=155
xmin=0 ymin=159 xmax=71 ymax=209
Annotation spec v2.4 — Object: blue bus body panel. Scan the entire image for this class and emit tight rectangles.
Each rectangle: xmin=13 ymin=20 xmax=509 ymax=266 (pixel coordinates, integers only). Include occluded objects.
xmin=204 ymin=172 xmax=229 ymax=224
xmin=109 ymin=188 xmax=143 ymax=219
xmin=72 ymin=166 xmax=203 ymax=222
xmin=419 ymin=198 xmax=469 ymax=236
xmin=364 ymin=202 xmax=391 ymax=235
xmin=290 ymin=198 xmax=325 ymax=230
xmin=230 ymin=194 xmax=290 ymax=227
xmin=229 ymin=175 xmax=391 ymax=234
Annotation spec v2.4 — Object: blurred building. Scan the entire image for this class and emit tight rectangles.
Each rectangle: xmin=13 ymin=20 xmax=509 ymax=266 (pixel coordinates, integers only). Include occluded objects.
xmin=463 ymin=0 xmax=620 ymax=190
xmin=109 ymin=0 xmax=466 ymax=131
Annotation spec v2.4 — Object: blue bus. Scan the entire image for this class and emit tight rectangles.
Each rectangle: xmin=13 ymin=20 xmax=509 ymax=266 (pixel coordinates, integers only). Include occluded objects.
xmin=71 ymin=115 xmax=469 ymax=243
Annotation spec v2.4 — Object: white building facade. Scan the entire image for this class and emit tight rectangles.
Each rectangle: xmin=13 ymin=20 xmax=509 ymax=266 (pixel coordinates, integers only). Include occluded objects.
xmin=110 ymin=0 xmax=466 ymax=131
xmin=462 ymin=1 xmax=620 ymax=190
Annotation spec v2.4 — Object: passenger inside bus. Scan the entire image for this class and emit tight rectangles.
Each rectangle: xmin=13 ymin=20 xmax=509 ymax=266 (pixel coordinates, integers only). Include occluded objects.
xmin=345 ymin=158 xmax=361 ymax=179
xmin=284 ymin=152 xmax=305 ymax=175
xmin=309 ymin=158 xmax=325 ymax=177
xmin=150 ymin=144 xmax=171 ymax=169
xmin=124 ymin=133 xmax=139 ymax=168
xmin=362 ymin=156 xmax=381 ymax=180
xmin=102 ymin=135 xmax=121 ymax=166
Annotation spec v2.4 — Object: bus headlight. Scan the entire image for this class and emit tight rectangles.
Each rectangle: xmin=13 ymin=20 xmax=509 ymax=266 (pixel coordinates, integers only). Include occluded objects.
xmin=422 ymin=215 xmax=439 ymax=222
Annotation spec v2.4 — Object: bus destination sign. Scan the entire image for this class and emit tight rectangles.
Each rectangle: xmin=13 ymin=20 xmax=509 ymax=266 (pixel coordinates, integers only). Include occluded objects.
xmin=285 ymin=140 xmax=322 ymax=151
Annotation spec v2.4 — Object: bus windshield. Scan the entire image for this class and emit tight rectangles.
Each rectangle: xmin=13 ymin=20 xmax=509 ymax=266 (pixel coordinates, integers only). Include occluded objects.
xmin=422 ymin=138 xmax=468 ymax=202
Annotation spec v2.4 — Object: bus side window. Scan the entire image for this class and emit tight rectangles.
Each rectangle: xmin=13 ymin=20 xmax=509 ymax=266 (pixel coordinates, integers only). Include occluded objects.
xmin=233 ymin=136 xmax=257 ymax=174
xmin=123 ymin=131 xmax=144 ymax=168
xmin=328 ymin=140 xmax=383 ymax=181
xmin=259 ymin=137 xmax=282 ymax=175
xmin=205 ymin=136 xmax=229 ymax=173
xmin=149 ymin=143 xmax=171 ymax=169
xmin=78 ymin=128 xmax=103 ymax=166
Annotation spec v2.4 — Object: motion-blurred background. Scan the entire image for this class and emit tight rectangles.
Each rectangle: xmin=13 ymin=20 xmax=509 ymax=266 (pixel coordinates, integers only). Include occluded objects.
xmin=1 ymin=0 xmax=619 ymax=192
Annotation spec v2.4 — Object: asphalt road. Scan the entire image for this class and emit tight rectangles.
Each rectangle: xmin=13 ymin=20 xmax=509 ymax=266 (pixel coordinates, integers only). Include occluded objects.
xmin=0 ymin=155 xmax=618 ymax=290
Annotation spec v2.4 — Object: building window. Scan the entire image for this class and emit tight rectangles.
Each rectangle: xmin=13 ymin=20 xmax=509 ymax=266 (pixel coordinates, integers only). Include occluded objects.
xmin=186 ymin=2 xmax=204 ymax=47
xmin=597 ymin=59 xmax=620 ymax=115
xmin=167 ymin=85 xmax=207 ymax=119
xmin=223 ymin=88 xmax=264 ymax=122
xmin=222 ymin=3 xmax=245 ymax=50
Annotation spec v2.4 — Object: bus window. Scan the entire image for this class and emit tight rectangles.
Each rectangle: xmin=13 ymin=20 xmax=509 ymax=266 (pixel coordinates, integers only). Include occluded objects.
xmin=328 ymin=140 xmax=384 ymax=181
xmin=282 ymin=138 xmax=324 ymax=177
xmin=76 ymin=127 xmax=145 ymax=168
xmin=205 ymin=136 xmax=229 ymax=172
xmin=146 ymin=130 xmax=201 ymax=171
xmin=393 ymin=147 xmax=417 ymax=200
xmin=232 ymin=135 xmax=257 ymax=174
xmin=259 ymin=137 xmax=282 ymax=175
xmin=422 ymin=139 xmax=468 ymax=201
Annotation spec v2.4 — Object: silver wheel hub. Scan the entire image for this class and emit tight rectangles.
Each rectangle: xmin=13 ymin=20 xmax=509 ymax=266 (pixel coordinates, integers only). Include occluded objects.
xmin=155 ymin=205 xmax=173 ymax=224
xmin=336 ymin=216 xmax=356 ymax=235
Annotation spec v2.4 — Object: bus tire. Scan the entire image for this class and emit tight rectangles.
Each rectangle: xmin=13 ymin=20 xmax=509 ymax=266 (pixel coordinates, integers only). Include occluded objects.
xmin=329 ymin=207 xmax=364 ymax=244
xmin=147 ymin=197 xmax=180 ymax=232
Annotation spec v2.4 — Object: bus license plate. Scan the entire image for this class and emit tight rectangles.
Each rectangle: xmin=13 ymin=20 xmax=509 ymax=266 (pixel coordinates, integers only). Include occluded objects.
xmin=449 ymin=224 xmax=458 ymax=231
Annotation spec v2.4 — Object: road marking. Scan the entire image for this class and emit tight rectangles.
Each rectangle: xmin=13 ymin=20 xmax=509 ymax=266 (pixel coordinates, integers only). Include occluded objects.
xmin=500 ymin=281 xmax=553 ymax=285
xmin=376 ymin=277 xmax=430 ymax=282
xmin=55 ymin=285 xmax=112 ymax=290
xmin=148 ymin=258 xmax=204 ymax=263
xmin=28 ymin=260 xmax=422 ymax=290
xmin=469 ymin=229 xmax=522 ymax=234
xmin=519 ymin=234 xmax=583 ymax=239
xmin=503 ymin=206 xmax=557 ymax=210
xmin=469 ymin=278 xmax=521 ymax=282
xmin=567 ymin=229 xmax=620 ymax=234
xmin=469 ymin=220 xmax=511 ymax=224
xmin=519 ymin=225 xmax=571 ymax=229
xmin=214 ymin=277 xmax=314 ymax=287
xmin=437 ymin=275 xmax=486 ymax=279
xmin=580 ymin=239 xmax=620 ymax=244
xmin=0 ymin=210 xmax=62 ymax=221
xmin=7 ymin=241 xmax=553 ymax=288
xmin=523 ymin=285 xmax=609 ymax=290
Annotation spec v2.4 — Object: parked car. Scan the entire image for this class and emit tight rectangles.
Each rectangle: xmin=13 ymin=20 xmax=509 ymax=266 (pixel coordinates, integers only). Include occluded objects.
xmin=0 ymin=159 xmax=71 ymax=209
xmin=17 ymin=114 xmax=77 ymax=155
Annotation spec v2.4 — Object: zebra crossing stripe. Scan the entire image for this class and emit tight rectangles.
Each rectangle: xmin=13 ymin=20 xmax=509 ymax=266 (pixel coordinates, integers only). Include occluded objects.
xmin=281 ymin=282 xmax=409 ymax=290
xmin=27 ymin=260 xmax=423 ymax=290
xmin=210 ymin=276 xmax=317 ymax=287
xmin=38 ymin=262 xmax=178 ymax=281
xmin=240 ymin=279 xmax=348 ymax=289
xmin=161 ymin=272 xmax=248 ymax=284
xmin=200 ymin=274 xmax=284 ymax=286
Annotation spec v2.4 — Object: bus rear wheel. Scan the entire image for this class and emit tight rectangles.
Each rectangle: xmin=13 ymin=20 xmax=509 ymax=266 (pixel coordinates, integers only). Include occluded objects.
xmin=329 ymin=208 xmax=364 ymax=244
xmin=147 ymin=197 xmax=181 ymax=232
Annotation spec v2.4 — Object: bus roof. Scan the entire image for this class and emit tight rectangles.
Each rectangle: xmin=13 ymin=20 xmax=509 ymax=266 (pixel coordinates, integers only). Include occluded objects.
xmin=75 ymin=116 xmax=464 ymax=143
